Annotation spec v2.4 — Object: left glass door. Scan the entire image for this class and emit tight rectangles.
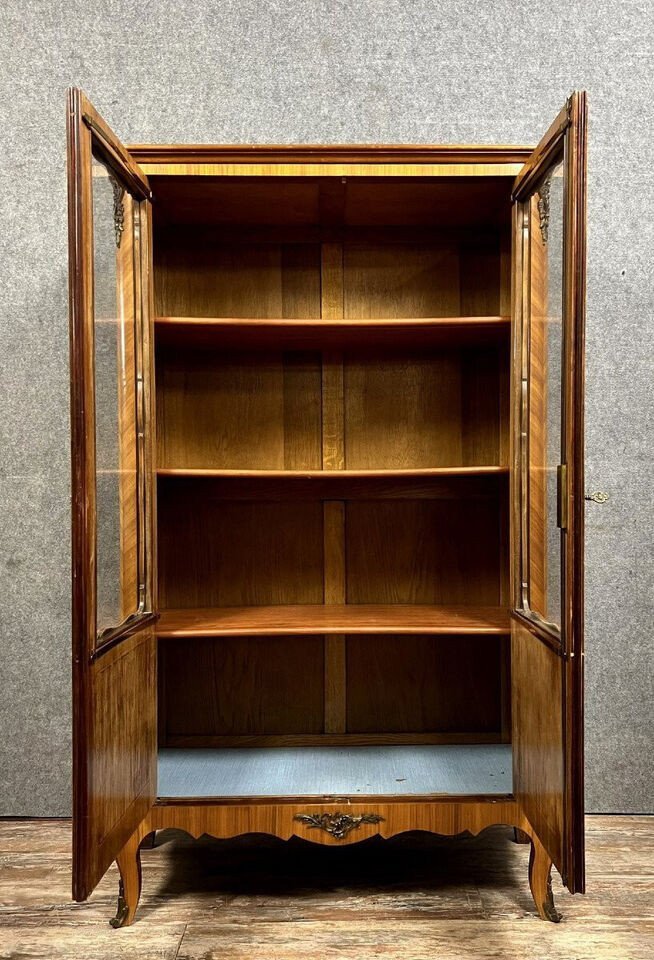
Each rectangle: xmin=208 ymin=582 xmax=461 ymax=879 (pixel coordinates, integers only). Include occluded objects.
xmin=67 ymin=89 xmax=157 ymax=900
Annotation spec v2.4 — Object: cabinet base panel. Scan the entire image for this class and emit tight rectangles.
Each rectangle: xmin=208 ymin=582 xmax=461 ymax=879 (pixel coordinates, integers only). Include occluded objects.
xmin=108 ymin=797 xmax=560 ymax=927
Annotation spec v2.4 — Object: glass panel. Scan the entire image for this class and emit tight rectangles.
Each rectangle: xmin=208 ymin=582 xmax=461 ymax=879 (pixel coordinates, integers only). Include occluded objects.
xmin=92 ymin=153 xmax=140 ymax=638
xmin=526 ymin=157 xmax=564 ymax=629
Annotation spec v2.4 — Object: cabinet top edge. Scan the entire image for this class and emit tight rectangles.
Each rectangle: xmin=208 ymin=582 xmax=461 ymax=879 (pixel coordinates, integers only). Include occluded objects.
xmin=130 ymin=143 xmax=533 ymax=166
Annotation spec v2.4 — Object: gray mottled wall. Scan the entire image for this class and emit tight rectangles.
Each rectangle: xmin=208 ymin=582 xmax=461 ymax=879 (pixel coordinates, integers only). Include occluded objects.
xmin=1 ymin=0 xmax=652 ymax=816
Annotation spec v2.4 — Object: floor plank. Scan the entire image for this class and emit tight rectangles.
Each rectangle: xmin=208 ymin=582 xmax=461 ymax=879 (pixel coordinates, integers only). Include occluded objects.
xmin=0 ymin=816 xmax=652 ymax=959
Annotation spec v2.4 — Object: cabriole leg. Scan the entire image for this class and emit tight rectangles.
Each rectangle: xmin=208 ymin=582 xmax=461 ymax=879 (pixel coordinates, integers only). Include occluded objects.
xmin=528 ymin=832 xmax=562 ymax=922
xmin=110 ymin=829 xmax=144 ymax=928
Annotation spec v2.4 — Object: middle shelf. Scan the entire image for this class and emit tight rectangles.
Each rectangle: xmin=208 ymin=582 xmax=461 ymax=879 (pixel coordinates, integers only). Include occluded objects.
xmin=157 ymin=466 xmax=509 ymax=479
xmin=156 ymin=604 xmax=511 ymax=638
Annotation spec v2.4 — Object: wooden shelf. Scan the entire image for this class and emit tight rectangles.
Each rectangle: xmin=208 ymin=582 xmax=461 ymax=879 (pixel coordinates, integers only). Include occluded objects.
xmin=155 ymin=315 xmax=510 ymax=350
xmin=157 ymin=466 xmax=509 ymax=479
xmin=156 ymin=604 xmax=511 ymax=638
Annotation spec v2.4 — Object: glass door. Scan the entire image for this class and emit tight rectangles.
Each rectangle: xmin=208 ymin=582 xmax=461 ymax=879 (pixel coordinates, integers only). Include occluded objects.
xmin=511 ymin=91 xmax=587 ymax=893
xmin=67 ymin=88 xmax=157 ymax=901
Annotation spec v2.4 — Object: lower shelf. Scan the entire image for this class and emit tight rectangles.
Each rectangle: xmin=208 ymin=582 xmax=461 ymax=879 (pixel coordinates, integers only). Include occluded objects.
xmin=157 ymin=743 xmax=512 ymax=799
xmin=156 ymin=604 xmax=511 ymax=637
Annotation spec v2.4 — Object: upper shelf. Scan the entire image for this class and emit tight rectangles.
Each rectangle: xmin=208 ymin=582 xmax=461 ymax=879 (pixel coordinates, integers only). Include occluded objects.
xmin=154 ymin=316 xmax=511 ymax=350
xmin=157 ymin=466 xmax=509 ymax=479
xmin=156 ymin=604 xmax=511 ymax=638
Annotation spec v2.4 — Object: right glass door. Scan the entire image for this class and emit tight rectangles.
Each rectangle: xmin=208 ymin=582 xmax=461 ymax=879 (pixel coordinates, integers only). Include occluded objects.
xmin=511 ymin=92 xmax=587 ymax=893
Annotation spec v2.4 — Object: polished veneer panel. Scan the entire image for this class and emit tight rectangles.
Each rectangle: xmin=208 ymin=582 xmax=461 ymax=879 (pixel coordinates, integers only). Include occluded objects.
xmin=157 ymin=744 xmax=513 ymax=798
xmin=156 ymin=603 xmax=511 ymax=637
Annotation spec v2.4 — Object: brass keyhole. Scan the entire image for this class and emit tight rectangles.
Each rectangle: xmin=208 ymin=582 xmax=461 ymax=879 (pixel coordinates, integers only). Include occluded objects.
xmin=585 ymin=491 xmax=609 ymax=503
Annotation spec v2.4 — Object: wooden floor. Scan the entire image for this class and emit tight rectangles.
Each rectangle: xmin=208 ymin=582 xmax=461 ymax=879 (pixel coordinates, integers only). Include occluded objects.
xmin=0 ymin=816 xmax=652 ymax=959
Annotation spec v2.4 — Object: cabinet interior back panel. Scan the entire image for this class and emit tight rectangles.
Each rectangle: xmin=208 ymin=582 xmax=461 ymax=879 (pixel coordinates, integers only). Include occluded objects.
xmin=342 ymin=239 xmax=502 ymax=318
xmin=346 ymin=635 xmax=504 ymax=734
xmin=156 ymin=349 xmax=322 ymax=470
xmin=154 ymin=233 xmax=322 ymax=318
xmin=158 ymin=490 xmax=503 ymax=609
xmin=160 ymin=636 xmax=324 ymax=738
xmin=346 ymin=498 xmax=502 ymax=604
xmin=156 ymin=345 xmax=508 ymax=471
xmin=158 ymin=497 xmax=325 ymax=607
xmin=158 ymin=634 xmax=504 ymax=741
xmin=151 ymin=176 xmax=512 ymax=229
xmin=343 ymin=346 xmax=506 ymax=469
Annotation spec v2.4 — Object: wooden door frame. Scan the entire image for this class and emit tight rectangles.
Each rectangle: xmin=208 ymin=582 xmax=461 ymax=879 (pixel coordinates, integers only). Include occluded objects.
xmin=510 ymin=92 xmax=587 ymax=893
xmin=68 ymin=88 xmax=158 ymax=900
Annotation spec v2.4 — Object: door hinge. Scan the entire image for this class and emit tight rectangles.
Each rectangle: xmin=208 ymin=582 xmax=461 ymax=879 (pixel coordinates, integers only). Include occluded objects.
xmin=557 ymin=463 xmax=568 ymax=529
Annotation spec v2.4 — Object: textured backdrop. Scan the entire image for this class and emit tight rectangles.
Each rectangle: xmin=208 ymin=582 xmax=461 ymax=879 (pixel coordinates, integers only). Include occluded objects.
xmin=0 ymin=0 xmax=652 ymax=815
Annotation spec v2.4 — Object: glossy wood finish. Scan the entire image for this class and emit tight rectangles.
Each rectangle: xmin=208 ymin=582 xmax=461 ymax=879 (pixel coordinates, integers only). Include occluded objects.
xmin=511 ymin=620 xmax=564 ymax=873
xmin=156 ymin=604 xmax=511 ymax=637
xmin=155 ymin=315 xmax=511 ymax=350
xmin=134 ymin=144 xmax=528 ymax=181
xmin=157 ymin=466 xmax=510 ymax=479
xmin=77 ymin=628 xmax=157 ymax=903
xmin=510 ymin=92 xmax=587 ymax=894
xmin=108 ymin=798 xmax=562 ymax=926
xmin=133 ymin=144 xmax=533 ymax=165
xmin=67 ymin=102 xmax=587 ymax=926
xmin=67 ymin=88 xmax=158 ymax=902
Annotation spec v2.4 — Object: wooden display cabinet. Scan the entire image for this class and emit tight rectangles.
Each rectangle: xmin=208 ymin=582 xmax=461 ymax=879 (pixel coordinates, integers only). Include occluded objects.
xmin=67 ymin=89 xmax=587 ymax=926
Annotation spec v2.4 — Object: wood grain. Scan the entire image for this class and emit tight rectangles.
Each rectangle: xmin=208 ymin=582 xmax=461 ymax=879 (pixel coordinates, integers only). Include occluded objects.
xmin=346 ymin=635 xmax=503 ymax=734
xmin=156 ymin=349 xmax=322 ymax=470
xmin=345 ymin=499 xmax=502 ymax=604
xmin=157 ymin=497 xmax=325 ymax=607
xmin=511 ymin=619 xmax=564 ymax=875
xmin=67 ymin=88 xmax=158 ymax=904
xmin=156 ymin=604 xmax=511 ymax=637
xmin=343 ymin=346 xmax=506 ymax=469
xmin=323 ymin=502 xmax=347 ymax=733
xmin=154 ymin=232 xmax=321 ymax=318
xmin=163 ymin=732 xmax=505 ymax=748
xmin=344 ymin=242 xmax=461 ymax=318
xmin=133 ymin=143 xmax=532 ymax=164
xmin=154 ymin=315 xmax=511 ymax=351
xmin=83 ymin=629 xmax=157 ymax=901
xmin=157 ymin=466 xmax=510 ymax=478
xmin=159 ymin=636 xmax=324 ymax=739
xmin=142 ymin=161 xmax=525 ymax=178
